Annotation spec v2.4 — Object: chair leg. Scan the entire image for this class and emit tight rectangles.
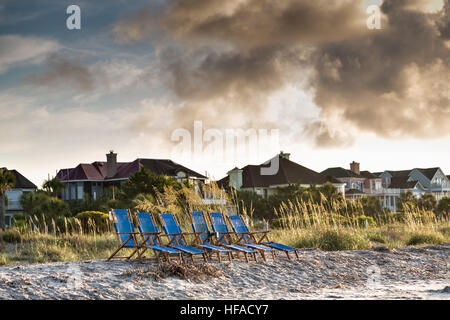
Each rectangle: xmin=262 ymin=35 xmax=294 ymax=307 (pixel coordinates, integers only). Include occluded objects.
xmin=107 ymin=242 xmax=127 ymax=261
xmin=286 ymin=251 xmax=291 ymax=260
xmin=261 ymin=251 xmax=266 ymax=262
xmin=244 ymin=252 xmax=249 ymax=263
xmin=295 ymin=250 xmax=299 ymax=260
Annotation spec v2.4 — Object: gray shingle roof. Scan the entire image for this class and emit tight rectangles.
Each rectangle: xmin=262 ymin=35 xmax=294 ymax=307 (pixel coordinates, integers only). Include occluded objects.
xmin=1 ymin=168 xmax=37 ymax=189
xmin=321 ymin=167 xmax=361 ymax=178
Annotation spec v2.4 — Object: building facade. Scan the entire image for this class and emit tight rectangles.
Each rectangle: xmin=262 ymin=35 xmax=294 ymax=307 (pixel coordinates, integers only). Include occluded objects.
xmin=56 ymin=152 xmax=207 ymax=201
xmin=217 ymin=152 xmax=346 ymax=198
xmin=0 ymin=168 xmax=37 ymax=227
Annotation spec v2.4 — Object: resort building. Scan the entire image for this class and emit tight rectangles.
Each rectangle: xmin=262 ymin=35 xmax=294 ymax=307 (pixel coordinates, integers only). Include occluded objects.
xmin=0 ymin=168 xmax=37 ymax=227
xmin=56 ymin=151 xmax=207 ymax=201
xmin=217 ymin=152 xmax=346 ymax=198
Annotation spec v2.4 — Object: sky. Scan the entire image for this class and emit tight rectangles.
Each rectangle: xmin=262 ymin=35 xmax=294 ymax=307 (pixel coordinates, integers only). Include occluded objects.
xmin=0 ymin=0 xmax=449 ymax=187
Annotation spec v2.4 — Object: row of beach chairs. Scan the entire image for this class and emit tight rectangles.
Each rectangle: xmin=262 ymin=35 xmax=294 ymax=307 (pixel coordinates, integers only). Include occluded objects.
xmin=107 ymin=209 xmax=299 ymax=263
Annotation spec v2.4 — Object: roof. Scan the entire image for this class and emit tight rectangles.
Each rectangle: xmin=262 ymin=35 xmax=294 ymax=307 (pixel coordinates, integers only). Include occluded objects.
xmin=216 ymin=175 xmax=230 ymax=190
xmin=226 ymin=155 xmax=333 ymax=189
xmin=360 ymin=171 xmax=379 ymax=179
xmin=414 ymin=168 xmax=440 ymax=180
xmin=321 ymin=167 xmax=361 ymax=178
xmin=1 ymin=168 xmax=37 ymax=189
xmin=57 ymin=158 xmax=206 ymax=181
xmin=388 ymin=176 xmax=419 ymax=189
xmin=384 ymin=170 xmax=412 ymax=177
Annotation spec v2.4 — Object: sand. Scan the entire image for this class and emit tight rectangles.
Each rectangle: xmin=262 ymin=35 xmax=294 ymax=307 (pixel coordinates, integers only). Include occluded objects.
xmin=0 ymin=244 xmax=448 ymax=300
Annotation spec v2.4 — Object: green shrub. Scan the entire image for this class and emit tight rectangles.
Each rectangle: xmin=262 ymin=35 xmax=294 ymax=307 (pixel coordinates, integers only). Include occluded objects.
xmin=406 ymin=231 xmax=444 ymax=246
xmin=0 ymin=229 xmax=22 ymax=243
xmin=75 ymin=211 xmax=109 ymax=221
xmin=316 ymin=230 xmax=370 ymax=251
xmin=355 ymin=215 xmax=376 ymax=227
xmin=367 ymin=232 xmax=386 ymax=244
xmin=75 ymin=211 xmax=111 ymax=233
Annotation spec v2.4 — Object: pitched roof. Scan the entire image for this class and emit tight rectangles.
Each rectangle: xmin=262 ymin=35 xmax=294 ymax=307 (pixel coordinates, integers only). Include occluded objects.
xmin=57 ymin=158 xmax=206 ymax=181
xmin=216 ymin=175 xmax=230 ymax=190
xmin=1 ymin=168 xmax=37 ymax=189
xmin=415 ymin=168 xmax=440 ymax=180
xmin=388 ymin=176 xmax=419 ymax=189
xmin=385 ymin=170 xmax=412 ymax=177
xmin=360 ymin=171 xmax=378 ymax=179
xmin=228 ymin=155 xmax=334 ymax=188
xmin=321 ymin=167 xmax=361 ymax=178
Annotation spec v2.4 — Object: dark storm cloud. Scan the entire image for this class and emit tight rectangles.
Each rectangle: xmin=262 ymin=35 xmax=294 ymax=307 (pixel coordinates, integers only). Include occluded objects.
xmin=311 ymin=0 xmax=450 ymax=142
xmin=113 ymin=0 xmax=450 ymax=147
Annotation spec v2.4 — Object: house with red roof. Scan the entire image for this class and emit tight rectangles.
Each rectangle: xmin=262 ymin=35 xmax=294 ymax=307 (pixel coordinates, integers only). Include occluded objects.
xmin=56 ymin=151 xmax=207 ymax=201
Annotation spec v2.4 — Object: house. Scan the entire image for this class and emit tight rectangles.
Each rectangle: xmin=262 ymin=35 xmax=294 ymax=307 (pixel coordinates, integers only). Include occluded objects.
xmin=217 ymin=152 xmax=345 ymax=198
xmin=323 ymin=162 xmax=437 ymax=211
xmin=321 ymin=162 xmax=383 ymax=196
xmin=56 ymin=151 xmax=207 ymax=201
xmin=0 ymin=168 xmax=37 ymax=227
xmin=375 ymin=167 xmax=450 ymax=211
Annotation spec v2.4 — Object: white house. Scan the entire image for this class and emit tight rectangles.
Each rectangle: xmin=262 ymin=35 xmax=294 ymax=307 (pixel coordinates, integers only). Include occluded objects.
xmin=0 ymin=168 xmax=37 ymax=227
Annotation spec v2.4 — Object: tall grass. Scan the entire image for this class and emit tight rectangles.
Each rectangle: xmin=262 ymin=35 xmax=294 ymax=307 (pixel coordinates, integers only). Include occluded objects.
xmin=1 ymin=184 xmax=448 ymax=266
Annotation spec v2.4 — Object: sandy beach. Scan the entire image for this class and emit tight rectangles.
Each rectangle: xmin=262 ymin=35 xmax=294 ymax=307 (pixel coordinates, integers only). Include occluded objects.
xmin=0 ymin=244 xmax=448 ymax=300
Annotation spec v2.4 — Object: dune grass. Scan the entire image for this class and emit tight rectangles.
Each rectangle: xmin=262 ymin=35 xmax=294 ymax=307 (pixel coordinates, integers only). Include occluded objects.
xmin=0 ymin=184 xmax=448 ymax=265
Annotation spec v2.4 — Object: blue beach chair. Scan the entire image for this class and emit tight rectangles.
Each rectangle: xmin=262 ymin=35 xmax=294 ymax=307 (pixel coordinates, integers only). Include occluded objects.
xmin=229 ymin=214 xmax=299 ymax=260
xmin=159 ymin=213 xmax=208 ymax=263
xmin=208 ymin=212 xmax=258 ymax=263
xmin=107 ymin=209 xmax=143 ymax=261
xmin=135 ymin=212 xmax=183 ymax=263
xmin=190 ymin=211 xmax=232 ymax=262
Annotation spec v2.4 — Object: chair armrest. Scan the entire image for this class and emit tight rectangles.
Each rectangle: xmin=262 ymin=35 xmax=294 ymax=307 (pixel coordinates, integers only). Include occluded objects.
xmin=159 ymin=232 xmax=184 ymax=237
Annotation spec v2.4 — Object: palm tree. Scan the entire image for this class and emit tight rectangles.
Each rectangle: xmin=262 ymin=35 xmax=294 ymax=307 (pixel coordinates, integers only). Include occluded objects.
xmin=0 ymin=168 xmax=16 ymax=229
xmin=42 ymin=177 xmax=65 ymax=197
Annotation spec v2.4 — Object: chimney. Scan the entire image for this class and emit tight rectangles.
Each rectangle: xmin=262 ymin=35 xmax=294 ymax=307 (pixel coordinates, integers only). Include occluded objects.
xmin=106 ymin=151 xmax=117 ymax=178
xmin=279 ymin=151 xmax=290 ymax=160
xmin=350 ymin=161 xmax=360 ymax=175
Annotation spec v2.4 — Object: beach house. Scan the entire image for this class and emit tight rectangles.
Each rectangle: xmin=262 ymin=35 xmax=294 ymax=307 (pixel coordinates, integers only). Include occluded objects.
xmin=217 ymin=152 xmax=345 ymax=198
xmin=323 ymin=163 xmax=449 ymax=212
xmin=56 ymin=151 xmax=207 ymax=201
xmin=0 ymin=168 xmax=37 ymax=227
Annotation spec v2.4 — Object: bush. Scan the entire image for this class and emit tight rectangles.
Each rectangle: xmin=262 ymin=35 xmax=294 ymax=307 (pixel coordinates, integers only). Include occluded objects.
xmin=316 ymin=230 xmax=370 ymax=251
xmin=0 ymin=229 xmax=22 ymax=243
xmin=355 ymin=215 xmax=376 ymax=227
xmin=406 ymin=231 xmax=444 ymax=246
xmin=75 ymin=211 xmax=111 ymax=233
xmin=367 ymin=232 xmax=386 ymax=244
